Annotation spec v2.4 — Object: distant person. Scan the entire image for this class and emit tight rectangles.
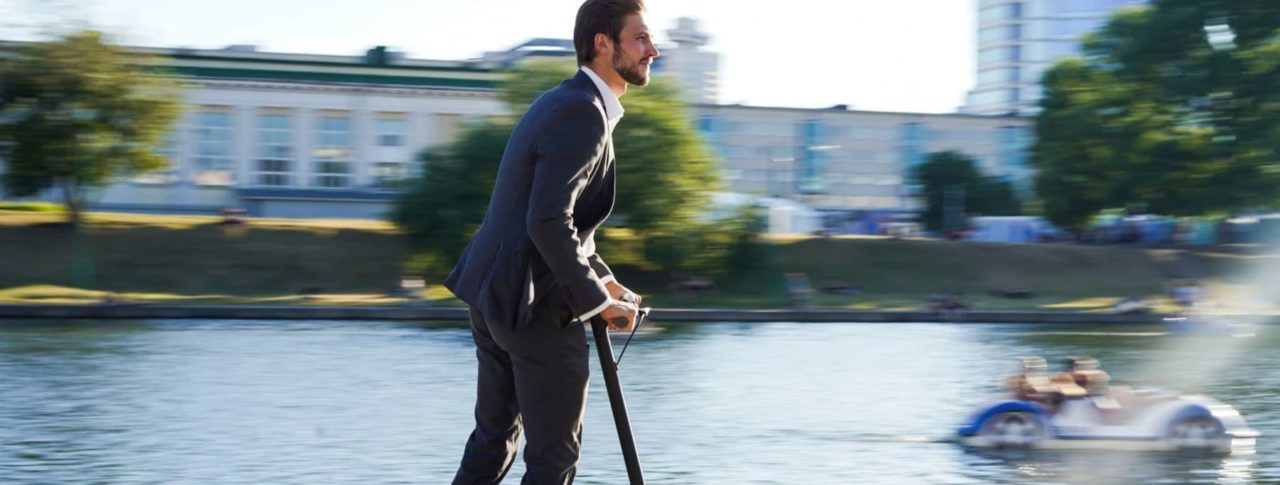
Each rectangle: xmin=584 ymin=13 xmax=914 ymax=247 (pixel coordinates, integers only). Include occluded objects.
xmin=1060 ymin=356 xmax=1120 ymax=413
xmin=1006 ymin=356 xmax=1056 ymax=405
xmin=1062 ymin=356 xmax=1111 ymax=397
xmin=442 ymin=1 xmax=658 ymax=482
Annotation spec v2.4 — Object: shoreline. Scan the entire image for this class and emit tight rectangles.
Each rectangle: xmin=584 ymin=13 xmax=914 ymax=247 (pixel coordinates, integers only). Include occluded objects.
xmin=0 ymin=303 xmax=1257 ymax=324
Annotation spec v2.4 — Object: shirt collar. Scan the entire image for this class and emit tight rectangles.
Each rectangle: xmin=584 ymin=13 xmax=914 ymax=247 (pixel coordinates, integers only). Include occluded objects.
xmin=580 ymin=66 xmax=624 ymax=129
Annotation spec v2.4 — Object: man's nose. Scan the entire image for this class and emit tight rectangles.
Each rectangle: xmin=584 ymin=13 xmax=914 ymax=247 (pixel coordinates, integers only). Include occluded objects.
xmin=648 ymin=41 xmax=660 ymax=58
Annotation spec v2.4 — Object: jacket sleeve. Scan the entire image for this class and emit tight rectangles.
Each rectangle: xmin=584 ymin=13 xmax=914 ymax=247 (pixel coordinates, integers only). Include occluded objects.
xmin=588 ymin=252 xmax=614 ymax=284
xmin=526 ymin=98 xmax=612 ymax=321
xmin=584 ymin=228 xmax=614 ymax=284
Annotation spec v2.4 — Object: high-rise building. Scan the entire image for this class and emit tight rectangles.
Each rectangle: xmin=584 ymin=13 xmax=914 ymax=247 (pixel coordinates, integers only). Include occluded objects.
xmin=662 ymin=17 xmax=720 ymax=104
xmin=478 ymin=17 xmax=718 ymax=105
xmin=964 ymin=0 xmax=1148 ymax=116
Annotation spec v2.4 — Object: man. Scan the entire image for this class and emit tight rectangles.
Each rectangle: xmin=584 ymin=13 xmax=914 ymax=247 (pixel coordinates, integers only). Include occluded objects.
xmin=444 ymin=0 xmax=659 ymax=483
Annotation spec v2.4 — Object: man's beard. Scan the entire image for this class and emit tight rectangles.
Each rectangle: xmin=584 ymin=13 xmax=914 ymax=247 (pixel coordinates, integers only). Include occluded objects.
xmin=613 ymin=49 xmax=649 ymax=86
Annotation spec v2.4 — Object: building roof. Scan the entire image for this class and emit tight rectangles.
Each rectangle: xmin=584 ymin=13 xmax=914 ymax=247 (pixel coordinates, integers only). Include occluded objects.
xmin=0 ymin=40 xmax=503 ymax=91
xmin=156 ymin=45 xmax=502 ymax=90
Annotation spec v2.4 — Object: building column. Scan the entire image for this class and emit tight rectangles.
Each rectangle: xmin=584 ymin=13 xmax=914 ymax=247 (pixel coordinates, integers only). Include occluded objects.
xmin=353 ymin=108 xmax=374 ymax=188
xmin=170 ymin=107 xmax=195 ymax=208
xmin=405 ymin=111 xmax=427 ymax=177
xmin=233 ymin=105 xmax=254 ymax=187
xmin=296 ymin=108 xmax=315 ymax=188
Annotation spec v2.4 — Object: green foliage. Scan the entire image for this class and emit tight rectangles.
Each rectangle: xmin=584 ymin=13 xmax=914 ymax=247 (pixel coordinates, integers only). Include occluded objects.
xmin=1031 ymin=0 xmax=1280 ymax=229
xmin=393 ymin=122 xmax=512 ymax=276
xmin=643 ymin=204 xmax=762 ymax=277
xmin=395 ymin=59 xmax=733 ymax=277
xmin=0 ymin=30 xmax=182 ymax=225
xmin=911 ymin=151 xmax=1022 ymax=232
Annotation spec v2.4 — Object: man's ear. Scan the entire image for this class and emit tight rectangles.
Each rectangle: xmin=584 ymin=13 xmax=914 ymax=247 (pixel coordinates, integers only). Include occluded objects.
xmin=594 ymin=33 xmax=612 ymax=56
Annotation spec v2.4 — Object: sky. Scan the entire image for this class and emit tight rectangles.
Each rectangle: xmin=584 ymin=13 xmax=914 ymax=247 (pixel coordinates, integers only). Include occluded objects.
xmin=0 ymin=0 xmax=978 ymax=114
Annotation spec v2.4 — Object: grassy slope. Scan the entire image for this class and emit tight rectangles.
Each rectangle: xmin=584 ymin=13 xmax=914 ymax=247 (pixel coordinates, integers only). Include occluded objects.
xmin=644 ymin=236 xmax=1177 ymax=312
xmin=0 ymin=211 xmax=408 ymax=304
xmin=3 ymin=210 xmax=1262 ymax=311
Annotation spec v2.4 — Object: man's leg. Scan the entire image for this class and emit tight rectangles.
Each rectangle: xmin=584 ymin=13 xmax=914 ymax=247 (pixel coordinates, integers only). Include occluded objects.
xmin=509 ymin=318 xmax=590 ymax=485
xmin=453 ymin=308 xmax=522 ymax=484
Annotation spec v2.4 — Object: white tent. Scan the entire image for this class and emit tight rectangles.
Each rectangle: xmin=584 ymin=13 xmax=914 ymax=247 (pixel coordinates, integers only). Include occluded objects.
xmin=759 ymin=197 xmax=823 ymax=235
xmin=706 ymin=193 xmax=823 ymax=235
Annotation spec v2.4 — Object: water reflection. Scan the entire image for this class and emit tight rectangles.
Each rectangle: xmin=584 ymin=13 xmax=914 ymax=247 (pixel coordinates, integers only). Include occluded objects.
xmin=0 ymin=320 xmax=1274 ymax=484
xmin=959 ymin=448 xmax=1257 ymax=485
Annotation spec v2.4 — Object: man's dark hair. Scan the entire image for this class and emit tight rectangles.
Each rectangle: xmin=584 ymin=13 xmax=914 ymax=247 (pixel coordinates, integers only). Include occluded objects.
xmin=574 ymin=0 xmax=645 ymax=66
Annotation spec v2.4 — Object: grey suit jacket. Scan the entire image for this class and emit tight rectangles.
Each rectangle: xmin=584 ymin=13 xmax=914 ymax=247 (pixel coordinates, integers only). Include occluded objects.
xmin=444 ymin=70 xmax=616 ymax=328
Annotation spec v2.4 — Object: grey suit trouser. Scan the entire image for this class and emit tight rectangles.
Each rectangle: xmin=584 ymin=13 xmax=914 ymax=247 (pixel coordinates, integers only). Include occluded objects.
xmin=452 ymin=307 xmax=590 ymax=485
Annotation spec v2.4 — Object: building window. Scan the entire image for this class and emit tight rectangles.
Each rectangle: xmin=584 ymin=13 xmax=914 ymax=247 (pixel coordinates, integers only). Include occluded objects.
xmin=376 ymin=113 xmax=407 ymax=147
xmin=978 ymin=2 xmax=1023 ymax=24
xmin=373 ymin=162 xmax=406 ymax=189
xmin=798 ymin=120 xmax=825 ymax=194
xmin=900 ymin=122 xmax=929 ymax=171
xmin=256 ymin=110 xmax=293 ymax=187
xmin=978 ymin=46 xmax=1020 ymax=65
xmin=979 ymin=48 xmax=998 ymax=65
xmin=697 ymin=115 xmax=719 ymax=136
xmin=313 ymin=111 xmax=352 ymax=188
xmin=999 ymin=125 xmax=1031 ymax=175
xmin=979 ymin=67 xmax=1022 ymax=85
xmin=192 ymin=107 xmax=233 ymax=185
xmin=1047 ymin=0 xmax=1144 ymax=16
xmin=979 ymin=23 xmax=1022 ymax=44
xmin=1050 ymin=18 xmax=1106 ymax=38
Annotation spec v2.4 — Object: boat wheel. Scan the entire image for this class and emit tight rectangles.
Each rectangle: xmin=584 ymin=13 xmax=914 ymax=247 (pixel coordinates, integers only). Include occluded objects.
xmin=979 ymin=411 xmax=1045 ymax=448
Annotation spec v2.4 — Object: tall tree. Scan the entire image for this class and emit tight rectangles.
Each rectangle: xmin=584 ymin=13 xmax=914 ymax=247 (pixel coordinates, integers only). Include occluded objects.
xmin=1031 ymin=0 xmax=1280 ymax=229
xmin=911 ymin=151 xmax=1021 ymax=232
xmin=0 ymin=30 xmax=182 ymax=225
xmin=394 ymin=122 xmax=512 ymax=275
xmin=396 ymin=59 xmax=725 ymax=275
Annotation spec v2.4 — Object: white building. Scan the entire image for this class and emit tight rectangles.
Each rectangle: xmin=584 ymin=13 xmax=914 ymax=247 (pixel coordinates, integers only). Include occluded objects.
xmin=964 ymin=0 xmax=1148 ymax=116
xmin=693 ymin=104 xmax=1030 ymax=226
xmin=2 ymin=42 xmax=507 ymax=219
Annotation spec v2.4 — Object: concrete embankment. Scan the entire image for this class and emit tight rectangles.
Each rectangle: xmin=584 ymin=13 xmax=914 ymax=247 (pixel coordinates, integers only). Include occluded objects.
xmin=0 ymin=304 xmax=1207 ymax=324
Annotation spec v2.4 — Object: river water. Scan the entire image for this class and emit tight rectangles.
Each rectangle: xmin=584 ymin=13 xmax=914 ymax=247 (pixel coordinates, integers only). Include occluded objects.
xmin=0 ymin=319 xmax=1274 ymax=484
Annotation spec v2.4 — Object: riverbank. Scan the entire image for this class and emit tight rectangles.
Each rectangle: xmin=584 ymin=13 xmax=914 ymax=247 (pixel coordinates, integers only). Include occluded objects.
xmin=2 ymin=210 xmax=1272 ymax=314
